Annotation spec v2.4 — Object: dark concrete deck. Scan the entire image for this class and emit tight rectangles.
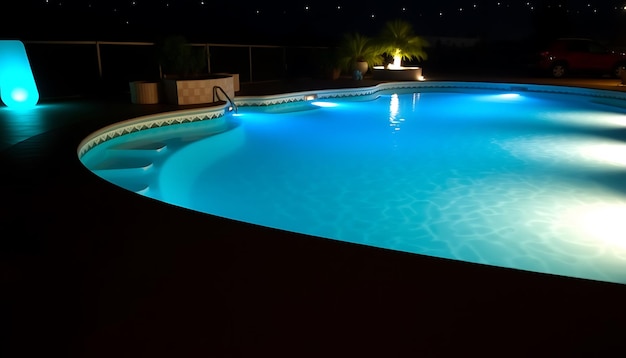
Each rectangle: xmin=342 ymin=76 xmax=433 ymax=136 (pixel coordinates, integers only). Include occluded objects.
xmin=2 ymin=73 xmax=626 ymax=357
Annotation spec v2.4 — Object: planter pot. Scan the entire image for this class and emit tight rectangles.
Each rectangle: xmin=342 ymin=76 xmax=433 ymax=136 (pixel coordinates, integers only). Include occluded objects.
xmin=355 ymin=61 xmax=368 ymax=76
xmin=129 ymin=81 xmax=160 ymax=104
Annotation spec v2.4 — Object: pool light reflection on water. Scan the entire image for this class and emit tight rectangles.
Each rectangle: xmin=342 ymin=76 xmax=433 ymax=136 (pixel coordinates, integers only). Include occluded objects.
xmin=80 ymin=88 xmax=626 ymax=285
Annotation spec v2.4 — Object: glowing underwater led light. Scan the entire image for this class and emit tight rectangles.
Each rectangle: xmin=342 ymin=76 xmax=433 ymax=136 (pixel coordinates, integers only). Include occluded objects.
xmin=479 ymin=93 xmax=523 ymax=101
xmin=0 ymin=40 xmax=39 ymax=109
xmin=566 ymin=203 xmax=626 ymax=250
xmin=579 ymin=141 xmax=626 ymax=167
xmin=311 ymin=101 xmax=338 ymax=108
xmin=498 ymin=93 xmax=521 ymax=99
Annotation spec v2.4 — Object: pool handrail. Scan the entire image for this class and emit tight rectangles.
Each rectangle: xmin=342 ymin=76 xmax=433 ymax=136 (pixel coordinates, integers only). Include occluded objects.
xmin=213 ymin=85 xmax=237 ymax=113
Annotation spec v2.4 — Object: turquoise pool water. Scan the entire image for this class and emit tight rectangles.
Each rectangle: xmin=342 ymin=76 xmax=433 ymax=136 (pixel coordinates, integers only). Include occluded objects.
xmin=80 ymin=87 xmax=626 ymax=284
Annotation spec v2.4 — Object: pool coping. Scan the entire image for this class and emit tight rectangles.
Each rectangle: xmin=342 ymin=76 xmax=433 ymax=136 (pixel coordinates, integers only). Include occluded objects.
xmin=235 ymin=80 xmax=626 ymax=105
xmin=77 ymin=104 xmax=230 ymax=158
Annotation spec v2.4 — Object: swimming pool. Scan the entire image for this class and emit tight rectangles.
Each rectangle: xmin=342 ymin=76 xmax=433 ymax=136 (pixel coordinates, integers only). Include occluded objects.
xmin=79 ymin=82 xmax=626 ymax=285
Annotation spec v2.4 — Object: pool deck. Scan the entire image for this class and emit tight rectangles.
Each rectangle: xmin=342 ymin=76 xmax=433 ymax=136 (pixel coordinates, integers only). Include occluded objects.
xmin=2 ymin=73 xmax=626 ymax=357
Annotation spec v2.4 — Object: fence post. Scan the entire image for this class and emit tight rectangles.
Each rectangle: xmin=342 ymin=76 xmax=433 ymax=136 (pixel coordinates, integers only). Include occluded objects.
xmin=249 ymin=46 xmax=253 ymax=82
xmin=96 ymin=41 xmax=103 ymax=79
xmin=23 ymin=41 xmax=329 ymax=95
xmin=283 ymin=47 xmax=287 ymax=78
xmin=206 ymin=44 xmax=211 ymax=74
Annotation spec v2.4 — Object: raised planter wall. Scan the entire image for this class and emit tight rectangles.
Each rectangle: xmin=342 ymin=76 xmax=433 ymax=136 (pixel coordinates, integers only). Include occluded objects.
xmin=372 ymin=67 xmax=423 ymax=81
xmin=214 ymin=73 xmax=240 ymax=92
xmin=129 ymin=81 xmax=160 ymax=104
xmin=163 ymin=74 xmax=236 ymax=105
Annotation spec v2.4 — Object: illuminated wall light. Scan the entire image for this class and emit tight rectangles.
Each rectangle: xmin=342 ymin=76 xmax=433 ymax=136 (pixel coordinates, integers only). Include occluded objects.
xmin=0 ymin=40 xmax=40 ymax=109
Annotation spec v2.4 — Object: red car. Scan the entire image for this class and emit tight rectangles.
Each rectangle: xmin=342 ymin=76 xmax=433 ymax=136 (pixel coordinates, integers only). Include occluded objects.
xmin=533 ymin=38 xmax=626 ymax=78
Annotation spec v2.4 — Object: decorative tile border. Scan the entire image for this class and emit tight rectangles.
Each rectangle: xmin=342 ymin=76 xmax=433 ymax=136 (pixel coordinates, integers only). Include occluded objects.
xmin=234 ymin=81 xmax=626 ymax=107
xmin=78 ymin=105 xmax=227 ymax=158
xmin=79 ymin=81 xmax=626 ymax=159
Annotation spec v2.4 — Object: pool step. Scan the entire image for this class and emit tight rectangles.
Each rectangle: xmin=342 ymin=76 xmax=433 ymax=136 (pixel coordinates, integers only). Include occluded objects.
xmin=91 ymin=158 xmax=153 ymax=194
xmin=112 ymin=180 xmax=150 ymax=194
xmin=90 ymin=157 xmax=153 ymax=171
xmin=86 ymin=141 xmax=170 ymax=195
xmin=109 ymin=141 xmax=167 ymax=151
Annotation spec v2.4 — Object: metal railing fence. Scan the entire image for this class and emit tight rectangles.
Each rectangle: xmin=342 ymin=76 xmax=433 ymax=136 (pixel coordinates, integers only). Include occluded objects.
xmin=22 ymin=40 xmax=332 ymax=99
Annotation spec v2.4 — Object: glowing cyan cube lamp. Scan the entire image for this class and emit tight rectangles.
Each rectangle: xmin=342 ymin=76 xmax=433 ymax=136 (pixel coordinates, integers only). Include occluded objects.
xmin=0 ymin=40 xmax=39 ymax=109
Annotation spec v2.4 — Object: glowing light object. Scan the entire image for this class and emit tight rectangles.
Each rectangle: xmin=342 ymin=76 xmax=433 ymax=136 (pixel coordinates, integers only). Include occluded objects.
xmin=390 ymin=55 xmax=403 ymax=69
xmin=0 ymin=40 xmax=39 ymax=109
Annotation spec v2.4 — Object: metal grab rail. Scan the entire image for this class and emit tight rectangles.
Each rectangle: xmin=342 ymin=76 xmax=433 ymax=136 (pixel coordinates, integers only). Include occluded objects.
xmin=212 ymin=85 xmax=237 ymax=113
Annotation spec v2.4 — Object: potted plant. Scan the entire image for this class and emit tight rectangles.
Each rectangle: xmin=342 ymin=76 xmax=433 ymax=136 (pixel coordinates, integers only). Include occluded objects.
xmin=337 ymin=32 xmax=384 ymax=78
xmin=156 ymin=35 xmax=207 ymax=79
xmin=155 ymin=35 xmax=236 ymax=105
xmin=314 ymin=47 xmax=342 ymax=80
xmin=376 ymin=19 xmax=428 ymax=68
xmin=130 ymin=34 xmax=206 ymax=105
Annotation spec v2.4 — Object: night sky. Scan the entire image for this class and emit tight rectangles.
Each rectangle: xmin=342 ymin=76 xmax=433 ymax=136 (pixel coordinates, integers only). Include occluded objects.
xmin=2 ymin=1 xmax=626 ymax=45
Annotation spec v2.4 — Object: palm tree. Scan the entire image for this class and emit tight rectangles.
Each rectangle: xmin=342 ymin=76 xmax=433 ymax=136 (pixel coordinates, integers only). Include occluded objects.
xmin=336 ymin=32 xmax=384 ymax=74
xmin=376 ymin=20 xmax=428 ymax=68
